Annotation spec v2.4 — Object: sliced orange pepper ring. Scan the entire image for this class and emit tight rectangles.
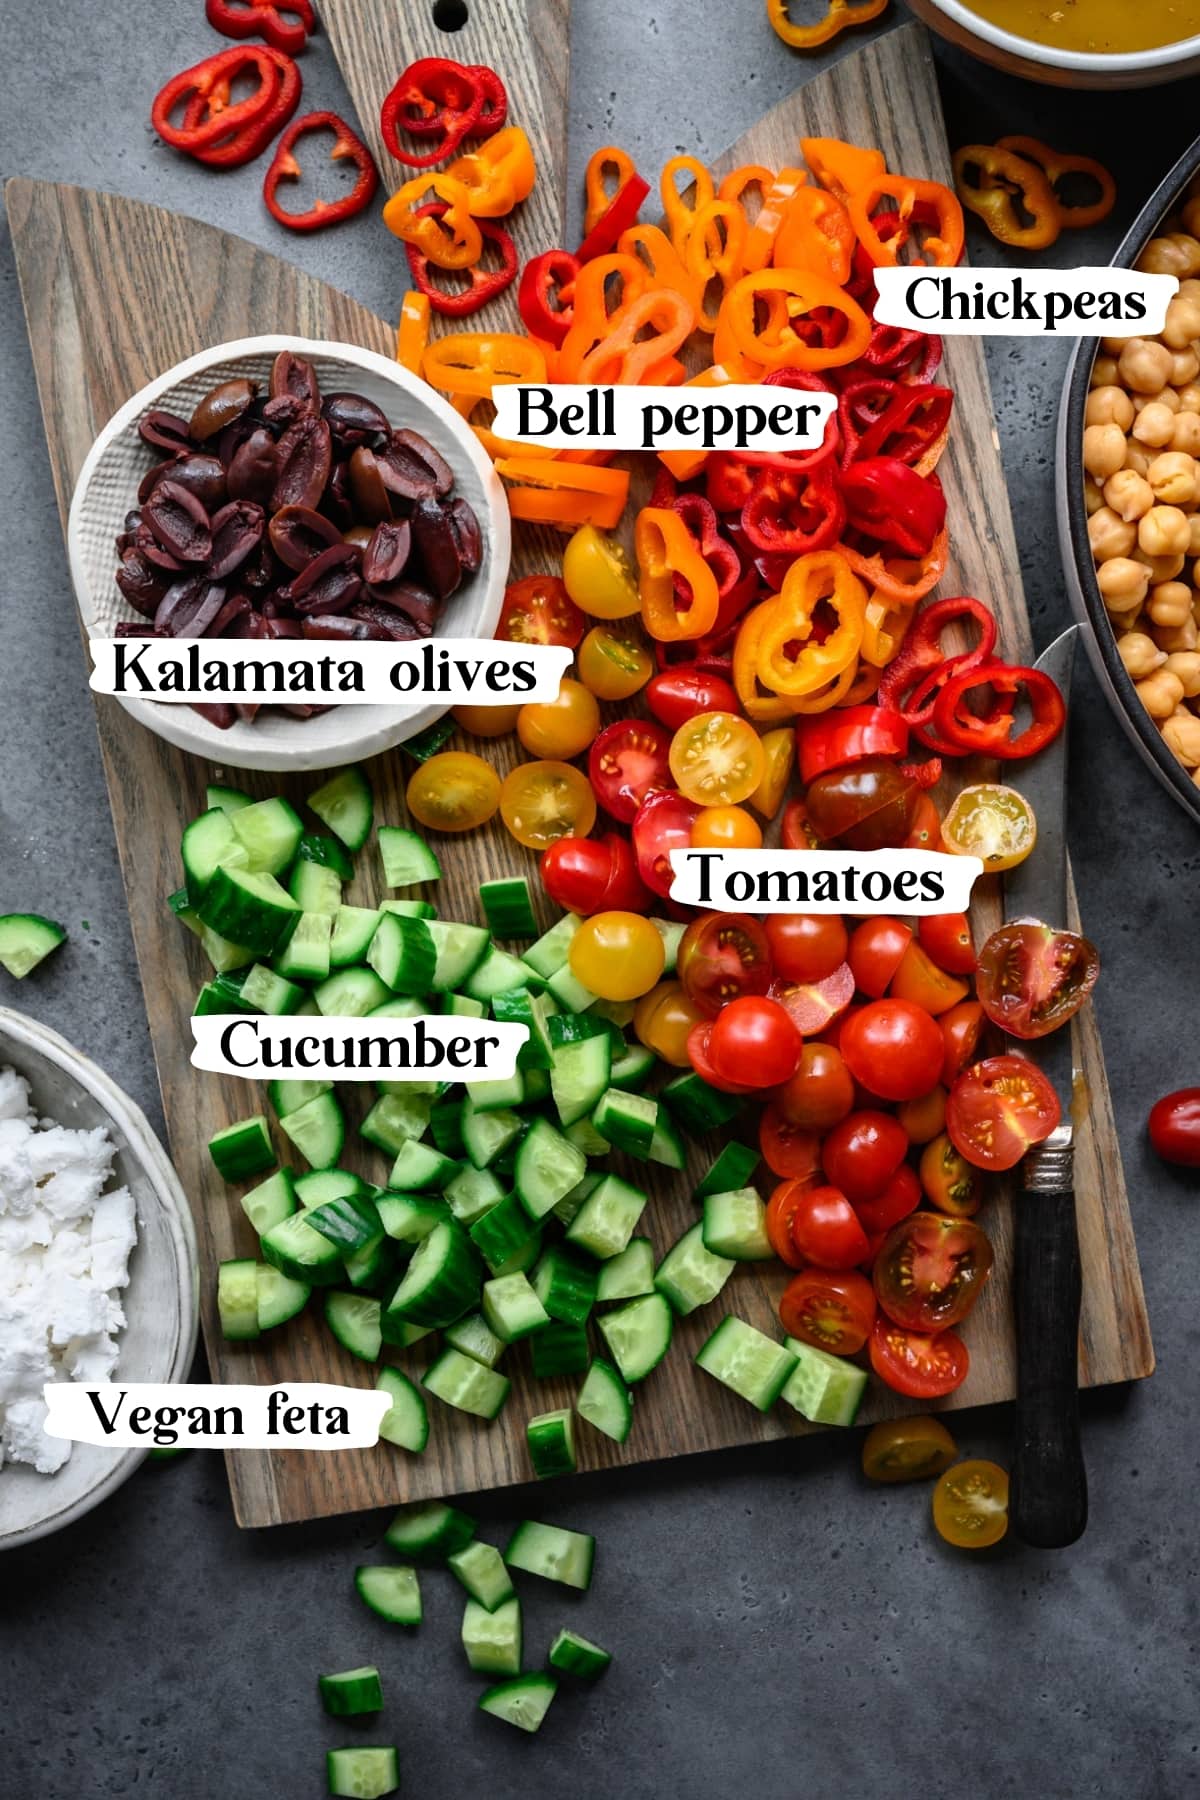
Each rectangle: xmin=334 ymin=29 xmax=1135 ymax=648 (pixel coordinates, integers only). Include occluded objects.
xmin=742 ymin=166 xmax=809 ymax=271
xmin=767 ymin=0 xmax=889 ymax=50
xmin=719 ymin=268 xmax=872 ymax=371
xmin=636 ymin=507 xmax=721 ymax=641
xmin=661 ymin=154 xmax=716 ymax=256
xmin=617 ymin=223 xmax=702 ymax=308
xmin=382 ymin=171 xmax=483 ymax=269
xmin=718 ymin=164 xmax=776 ymax=215
xmin=685 ymin=199 xmax=749 ymax=332
xmin=848 ymin=175 xmax=965 ymax=268
xmin=773 ymin=186 xmax=856 ymax=285
xmin=585 ymin=146 xmax=638 ymax=233
xmin=496 ymin=458 xmax=630 ymax=529
xmin=575 ymin=288 xmax=696 ymax=386
xmin=839 ymin=529 xmax=949 ymax=605
xmin=396 ymin=291 xmax=430 ymax=374
xmin=554 ymin=253 xmax=651 ymax=380
xmin=445 ymin=125 xmax=536 ymax=217
xmin=422 ymin=332 xmax=548 ymax=399
xmin=802 ymin=136 xmax=887 ymax=202
xmin=733 ymin=607 xmax=804 ymax=723
xmin=995 ymin=135 xmax=1116 ymax=231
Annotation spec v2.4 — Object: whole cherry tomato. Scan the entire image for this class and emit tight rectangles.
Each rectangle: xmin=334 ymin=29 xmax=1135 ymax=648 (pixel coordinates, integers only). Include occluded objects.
xmin=779 ymin=1267 xmax=876 ymax=1354
xmin=946 ymin=1054 xmax=1061 ymax=1172
xmin=589 ymin=718 xmax=673 ymax=824
xmin=765 ymin=914 xmax=849 ymax=983
xmin=646 ymin=665 xmax=741 ymax=730
xmin=634 ymin=980 xmax=707 ymax=1067
xmin=540 ymin=835 xmax=614 ymax=914
xmin=869 ymin=1315 xmax=969 ymax=1399
xmin=788 ymin=1183 xmax=871 ymax=1271
xmin=765 ymin=1175 xmax=819 ymax=1268
xmin=569 ymin=910 xmax=665 ymax=1001
xmin=517 ymin=677 xmax=601 ymax=760
xmin=759 ymin=1105 xmax=822 ymax=1181
xmin=873 ymin=1211 xmax=994 ymax=1332
xmin=897 ymin=1085 xmax=947 ymax=1145
xmin=598 ymin=833 xmax=653 ymax=911
xmin=709 ymin=997 xmax=802 ymax=1089
xmin=1148 ymin=1087 xmax=1200 ymax=1167
xmin=632 ymin=789 xmax=702 ymax=898
xmin=775 ymin=1042 xmax=855 ymax=1132
xmin=848 ymin=917 xmax=913 ymax=998
xmin=918 ymin=911 xmax=976 ymax=976
xmin=687 ymin=1021 xmax=758 ymax=1095
xmin=498 ymin=573 xmax=585 ymax=646
xmin=853 ymin=1161 xmax=921 ymax=1235
xmin=822 ymin=1109 xmax=908 ymax=1204
xmin=691 ymin=805 xmax=763 ymax=849
xmin=840 ymin=999 xmax=945 ymax=1102
xmin=678 ymin=913 xmax=772 ymax=1017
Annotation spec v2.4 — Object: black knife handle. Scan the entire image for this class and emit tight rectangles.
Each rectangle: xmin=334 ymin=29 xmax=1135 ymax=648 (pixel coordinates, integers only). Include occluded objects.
xmin=1011 ymin=1174 xmax=1087 ymax=1548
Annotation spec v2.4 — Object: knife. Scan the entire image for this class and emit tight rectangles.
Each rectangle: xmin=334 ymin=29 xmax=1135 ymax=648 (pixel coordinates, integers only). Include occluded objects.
xmin=1001 ymin=624 xmax=1087 ymax=1548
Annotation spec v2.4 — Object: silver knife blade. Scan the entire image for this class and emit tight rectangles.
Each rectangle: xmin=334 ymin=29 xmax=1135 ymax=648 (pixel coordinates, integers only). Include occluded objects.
xmin=1000 ymin=625 xmax=1080 ymax=1127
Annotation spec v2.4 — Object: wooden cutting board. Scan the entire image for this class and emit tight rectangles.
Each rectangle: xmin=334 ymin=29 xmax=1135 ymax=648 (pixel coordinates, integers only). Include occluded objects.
xmin=6 ymin=20 xmax=1152 ymax=1529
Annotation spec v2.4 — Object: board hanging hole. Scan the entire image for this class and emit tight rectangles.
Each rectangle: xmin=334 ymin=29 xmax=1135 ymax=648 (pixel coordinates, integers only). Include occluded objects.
xmin=432 ymin=0 xmax=469 ymax=30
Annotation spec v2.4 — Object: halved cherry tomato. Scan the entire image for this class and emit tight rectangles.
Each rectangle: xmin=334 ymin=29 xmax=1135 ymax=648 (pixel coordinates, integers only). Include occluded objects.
xmin=974 ymin=923 xmax=1100 ymax=1041
xmin=769 ymin=963 xmax=855 ymax=1035
xmin=848 ymin=917 xmax=912 ymax=999
xmin=765 ymin=914 xmax=849 ymax=983
xmin=869 ymin=1315 xmax=969 ymax=1399
xmin=873 ymin=1211 xmax=994 ymax=1332
xmin=678 ymin=913 xmax=773 ymax=1016
xmin=406 ymin=752 xmax=501 ymax=832
xmin=939 ymin=999 xmax=985 ymax=1088
xmin=709 ymin=996 xmax=802 ymax=1088
xmin=919 ymin=1131 xmax=982 ymax=1216
xmin=775 ymin=1042 xmax=855 ymax=1132
xmin=822 ymin=1109 xmax=908 ymax=1204
xmin=932 ymin=1459 xmax=1009 ymax=1548
xmin=1148 ymin=1087 xmax=1200 ymax=1168
xmin=897 ymin=1084 xmax=946 ymax=1144
xmin=632 ymin=788 xmax=702 ymax=897
xmin=942 ymin=782 xmax=1036 ymax=871
xmin=499 ymin=759 xmax=596 ymax=849
xmin=589 ymin=718 xmax=673 ymax=824
xmin=889 ymin=940 xmax=970 ymax=1016
xmin=646 ymin=665 xmax=741 ymax=730
xmin=517 ymin=677 xmax=601 ymax=760
xmin=788 ymin=1183 xmax=871 ymax=1271
xmin=577 ymin=624 xmax=654 ymax=701
xmin=782 ymin=798 xmax=822 ymax=850
xmin=669 ymin=710 xmax=765 ymax=805
xmin=498 ymin=573 xmax=585 ymax=646
xmin=634 ymin=978 xmax=707 ymax=1067
xmin=903 ymin=792 xmax=943 ymax=850
xmin=946 ymin=1053 xmax=1061 ymax=1172
xmin=691 ymin=805 xmax=763 ymax=849
xmin=760 ymin=1106 xmax=822 ymax=1182
xmin=853 ymin=1160 xmax=921 ymax=1235
xmin=765 ymin=1175 xmax=819 ymax=1268
xmin=748 ymin=727 xmax=795 ymax=821
xmin=687 ymin=1021 xmax=758 ymax=1094
xmin=840 ymin=998 xmax=945 ymax=1102
xmin=918 ymin=911 xmax=975 ymax=976
xmin=562 ymin=522 xmax=641 ymax=619
xmin=861 ymin=1415 xmax=958 ymax=1483
xmin=453 ymin=702 xmax=521 ymax=737
xmin=805 ymin=757 xmax=919 ymax=849
xmin=569 ymin=909 xmax=665 ymax=1001
xmin=779 ymin=1267 xmax=875 ymax=1354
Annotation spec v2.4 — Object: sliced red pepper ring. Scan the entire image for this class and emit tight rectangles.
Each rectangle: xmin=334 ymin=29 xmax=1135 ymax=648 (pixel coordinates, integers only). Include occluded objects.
xmin=152 ymin=45 xmax=286 ymax=152
xmin=839 ymin=529 xmax=949 ymax=606
xmin=577 ymin=166 xmax=652 ymax=264
xmin=839 ymin=458 xmax=947 ymax=558
xmin=380 ymin=58 xmax=506 ymax=170
xmin=204 ymin=0 xmax=314 ymax=57
xmin=838 ymin=377 xmax=953 ymax=470
xmin=743 ymin=458 xmax=845 ymax=557
xmin=180 ymin=49 xmax=301 ymax=169
xmin=671 ymin=495 xmax=743 ymax=601
xmin=876 ymin=594 xmax=998 ymax=726
xmin=929 ymin=662 xmax=1066 ymax=760
xmin=404 ymin=205 xmax=518 ymax=318
xmin=263 ymin=111 xmax=379 ymax=232
xmin=518 ymin=250 xmax=580 ymax=348
xmin=796 ymin=705 xmax=910 ymax=783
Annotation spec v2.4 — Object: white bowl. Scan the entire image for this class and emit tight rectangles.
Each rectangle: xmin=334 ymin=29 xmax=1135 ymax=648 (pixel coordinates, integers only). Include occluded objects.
xmin=909 ymin=0 xmax=1200 ymax=87
xmin=68 ymin=334 xmax=511 ymax=774
xmin=0 ymin=1008 xmax=198 ymax=1551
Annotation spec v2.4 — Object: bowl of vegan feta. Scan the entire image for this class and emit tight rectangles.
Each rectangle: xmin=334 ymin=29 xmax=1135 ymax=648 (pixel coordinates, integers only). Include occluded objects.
xmin=0 ymin=1009 xmax=197 ymax=1550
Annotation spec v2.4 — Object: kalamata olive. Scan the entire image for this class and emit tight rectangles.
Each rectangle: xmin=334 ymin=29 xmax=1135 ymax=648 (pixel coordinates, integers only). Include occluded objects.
xmin=300 ymin=615 xmax=372 ymax=640
xmin=343 ymin=524 xmax=373 ymax=551
xmin=192 ymin=702 xmax=236 ymax=729
xmin=151 ymin=453 xmax=227 ymax=510
xmin=269 ymin=504 xmax=343 ymax=571
xmin=347 ymin=446 xmax=393 ymax=523
xmin=227 ymin=428 xmax=279 ymax=504
xmin=320 ymin=457 xmax=354 ymax=528
xmin=240 ymin=539 xmax=281 ymax=592
xmin=138 ymin=410 xmax=193 ymax=454
xmin=394 ymin=429 xmax=454 ymax=495
xmin=231 ymin=609 xmax=270 ymax=639
xmin=133 ymin=524 xmax=186 ymax=573
xmin=446 ymin=496 xmax=482 ymax=573
xmin=270 ymin=350 xmax=321 ymax=412
xmin=115 ymin=621 xmax=166 ymax=637
xmin=154 ymin=576 xmax=227 ymax=636
xmin=322 ymin=391 xmax=390 ymax=448
xmin=805 ymin=757 xmax=920 ymax=850
xmin=362 ymin=519 xmax=412 ymax=588
xmin=142 ymin=480 xmax=213 ymax=564
xmin=283 ymin=543 xmax=363 ymax=615
xmin=138 ymin=460 xmax=176 ymax=506
xmin=409 ymin=496 xmax=463 ymax=600
xmin=263 ymin=615 xmax=303 ymax=639
xmin=116 ymin=548 xmax=167 ymax=616
xmin=262 ymin=393 xmax=307 ymax=431
xmin=361 ymin=580 xmax=439 ymax=635
xmin=117 ymin=509 xmax=143 ymax=554
xmin=235 ymin=703 xmax=263 ymax=723
xmin=189 ymin=377 xmax=257 ymax=443
xmin=208 ymin=501 xmax=266 ymax=580
xmin=349 ymin=600 xmax=424 ymax=640
xmin=210 ymin=592 xmax=253 ymax=636
xmin=215 ymin=415 xmax=261 ymax=469
xmin=271 ymin=416 xmax=333 ymax=512
xmin=376 ymin=430 xmax=452 ymax=503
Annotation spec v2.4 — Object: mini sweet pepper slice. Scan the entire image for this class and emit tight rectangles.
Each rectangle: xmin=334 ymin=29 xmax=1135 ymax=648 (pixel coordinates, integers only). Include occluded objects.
xmin=263 ymin=111 xmax=379 ymax=233
xmin=637 ymin=507 xmax=722 ymax=641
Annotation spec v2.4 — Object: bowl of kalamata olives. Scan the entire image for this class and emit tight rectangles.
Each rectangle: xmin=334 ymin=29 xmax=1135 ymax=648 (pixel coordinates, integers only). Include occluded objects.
xmin=67 ymin=335 xmax=510 ymax=771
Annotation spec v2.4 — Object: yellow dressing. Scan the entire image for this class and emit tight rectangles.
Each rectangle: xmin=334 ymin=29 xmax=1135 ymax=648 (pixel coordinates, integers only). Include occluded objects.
xmin=963 ymin=0 xmax=1200 ymax=52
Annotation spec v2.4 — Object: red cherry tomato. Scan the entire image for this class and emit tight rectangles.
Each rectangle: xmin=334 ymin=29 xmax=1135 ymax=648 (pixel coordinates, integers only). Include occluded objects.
xmin=775 ymin=1042 xmax=855 ymax=1132
xmin=589 ymin=719 xmax=673 ymax=824
xmin=946 ymin=1054 xmax=1061 ymax=1172
xmin=822 ymin=1109 xmax=909 ymax=1204
xmin=940 ymin=999 xmax=985 ymax=1088
xmin=769 ymin=963 xmax=855 ymax=1035
xmin=848 ymin=917 xmax=913 ymax=998
xmin=632 ymin=789 xmax=702 ymax=898
xmin=597 ymin=832 xmax=653 ymax=911
xmin=498 ymin=573 xmax=585 ymax=647
xmin=709 ymin=997 xmax=802 ymax=1088
xmin=764 ymin=914 xmax=849 ymax=983
xmin=678 ymin=913 xmax=773 ymax=1017
xmin=765 ymin=1176 xmax=819 ymax=1268
xmin=918 ymin=911 xmax=976 ymax=975
xmin=779 ymin=1267 xmax=876 ymax=1354
xmin=1148 ymin=1088 xmax=1200 ymax=1167
xmin=839 ymin=999 xmax=946 ymax=1102
xmin=873 ymin=1211 xmax=994 ymax=1333
xmin=788 ymin=1183 xmax=871 ymax=1271
xmin=540 ymin=835 xmax=616 ymax=915
xmin=974 ymin=923 xmax=1100 ymax=1041
xmin=646 ymin=665 xmax=741 ymax=731
xmin=687 ymin=1021 xmax=758 ymax=1094
xmin=869 ymin=1315 xmax=969 ymax=1399
xmin=853 ymin=1160 xmax=921 ymax=1235
xmin=781 ymin=799 xmax=821 ymax=850
xmin=759 ymin=1104 xmax=822 ymax=1181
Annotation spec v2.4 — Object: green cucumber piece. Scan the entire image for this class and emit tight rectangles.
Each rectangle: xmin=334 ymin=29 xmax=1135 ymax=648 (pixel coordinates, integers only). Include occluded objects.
xmin=427 ymin=919 xmax=490 ymax=990
xmin=217 ymin=1259 xmax=259 ymax=1340
xmin=530 ymin=1321 xmax=590 ymax=1379
xmin=482 ymin=1272 xmax=550 ymax=1343
xmin=376 ymin=1365 xmax=430 ymax=1450
xmin=514 ymin=1117 xmax=586 ymax=1221
xmin=208 ymin=1115 xmax=274 ymax=1182
xmin=424 ymin=1347 xmax=510 ymax=1419
xmin=464 ymin=945 xmax=531 ymax=1003
xmin=367 ymin=914 xmax=436 ymax=993
xmin=609 ymin=1040 xmax=657 ymax=1090
xmin=548 ymin=1628 xmax=612 ymax=1679
xmin=591 ymin=1087 xmax=657 ymax=1158
xmin=522 ymin=913 xmax=580 ymax=979
xmin=279 ymin=1091 xmax=345 ymax=1170
xmin=0 ymin=913 xmax=67 ymax=979
xmin=196 ymin=866 xmax=299 ymax=957
xmin=319 ymin=1666 xmax=383 ymax=1717
xmin=468 ymin=1193 xmax=536 ymax=1274
xmin=462 ymin=1596 xmax=522 ymax=1675
xmin=323 ymin=1290 xmax=383 ymax=1361
xmin=205 ymin=783 xmax=252 ymax=815
xmin=695 ymin=1316 xmax=796 ymax=1412
xmin=597 ymin=1292 xmax=673 ymax=1383
xmin=781 ymin=1335 xmax=868 ymax=1426
xmin=695 ymin=1141 xmax=760 ymax=1200
xmin=480 ymin=876 xmax=537 ymax=938
xmin=655 ymin=1221 xmax=734 ymax=1316
xmin=461 ymin=1101 xmax=523 ymax=1170
xmin=595 ymin=1237 xmax=654 ymax=1303
xmin=527 ymin=1408 xmax=576 ymax=1478
xmin=239 ymin=961 xmax=304 ymax=1016
xmin=702 ymin=1187 xmax=772 ymax=1260
xmin=295 ymin=1167 xmax=364 ymax=1209
xmin=260 ymin=1211 xmax=343 ymax=1286
xmin=181 ymin=808 xmax=248 ymax=904
xmin=443 ymin=1164 xmax=506 ymax=1226
xmin=661 ymin=1069 xmax=743 ymax=1134
xmin=309 ymin=765 xmax=373 ymax=851
xmin=532 ymin=1245 xmax=597 ymax=1325
xmin=330 ymin=905 xmax=383 ymax=968
xmin=229 ymin=796 xmax=303 ymax=874
xmin=326 ymin=1746 xmax=398 ymax=1799
xmin=548 ymin=1014 xmax=612 ymax=1127
xmin=355 ymin=1565 xmax=421 ymax=1626
xmin=313 ymin=966 xmax=391 ymax=1016
xmin=478 ymin=1674 xmax=557 ymax=1734
xmin=288 ymin=857 xmax=341 ymax=917
xmin=384 ymin=1219 xmax=480 ymax=1327
xmin=240 ymin=1167 xmax=296 ymax=1235
xmin=565 ymin=1173 xmax=647 ymax=1261
xmin=297 ymin=831 xmax=354 ymax=881
xmin=505 ymin=1519 xmax=594 ymax=1590
xmin=491 ymin=986 xmax=555 ymax=1071
xmin=575 ymin=1356 xmax=633 ymax=1443
xmin=388 ymin=1139 xmax=457 ymax=1191
xmin=256 ymin=1264 xmax=310 ymax=1330
xmin=361 ymin=1092 xmax=432 ymax=1157
xmin=384 ymin=1499 xmax=474 ymax=1560
xmin=272 ymin=910 xmax=333 ymax=982
xmin=447 ymin=1540 xmax=514 ymax=1611
xmin=378 ymin=825 xmax=442 ymax=887
xmin=444 ymin=1310 xmax=505 ymax=1369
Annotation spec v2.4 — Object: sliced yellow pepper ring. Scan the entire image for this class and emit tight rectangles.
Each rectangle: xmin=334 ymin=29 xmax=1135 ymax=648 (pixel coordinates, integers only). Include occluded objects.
xmin=661 ymin=153 xmax=716 ymax=256
xmin=861 ymin=594 xmax=915 ymax=667
xmin=636 ymin=507 xmax=721 ymax=641
xmin=382 ymin=171 xmax=482 ymax=270
xmin=719 ymin=267 xmax=871 ymax=371
xmin=445 ymin=126 xmax=536 ymax=218
xmin=733 ymin=606 xmax=804 ymax=724
xmin=422 ymin=332 xmax=548 ymax=399
xmin=790 ymin=660 xmax=861 ymax=713
xmin=755 ymin=551 xmax=866 ymax=696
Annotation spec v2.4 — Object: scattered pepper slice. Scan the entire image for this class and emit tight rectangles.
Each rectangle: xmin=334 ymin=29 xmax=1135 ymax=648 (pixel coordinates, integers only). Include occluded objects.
xmin=263 ymin=111 xmax=379 ymax=232
xmin=446 ymin=125 xmax=536 ymax=217
xmin=849 ymin=175 xmax=964 ymax=266
xmin=383 ymin=172 xmax=484 ymax=269
xmin=204 ymin=0 xmax=314 ymax=56
xmin=952 ymin=144 xmax=1060 ymax=250
xmin=767 ymin=0 xmax=889 ymax=50
xmin=637 ymin=507 xmax=722 ymax=641
xmin=994 ymin=135 xmax=1116 ymax=230
xmin=404 ymin=207 xmax=519 ymax=315
xmin=380 ymin=58 xmax=506 ymax=170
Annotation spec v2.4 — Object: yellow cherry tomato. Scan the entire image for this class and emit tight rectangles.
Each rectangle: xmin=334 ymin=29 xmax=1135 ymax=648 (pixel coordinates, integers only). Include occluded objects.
xmin=569 ymin=910 xmax=665 ymax=1001
xmin=942 ymin=784 xmax=1037 ymax=872
xmin=748 ymin=726 xmax=795 ymax=820
xmin=932 ymin=1459 xmax=1010 ymax=1549
xmin=861 ymin=1416 xmax=958 ymax=1484
xmin=406 ymin=752 xmax=501 ymax=833
xmin=633 ymin=978 xmax=706 ymax=1066
xmin=453 ymin=703 xmax=521 ymax=738
xmin=562 ymin=524 xmax=642 ymax=619
xmin=691 ymin=805 xmax=763 ymax=849
xmin=669 ymin=711 xmax=765 ymax=805
xmin=499 ymin=760 xmax=597 ymax=849
xmin=577 ymin=624 xmax=654 ymax=701
xmin=516 ymin=677 xmax=601 ymax=760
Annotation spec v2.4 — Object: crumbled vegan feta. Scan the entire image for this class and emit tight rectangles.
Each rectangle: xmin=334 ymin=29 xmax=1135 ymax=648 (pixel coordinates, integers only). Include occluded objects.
xmin=0 ymin=1067 xmax=138 ymax=1475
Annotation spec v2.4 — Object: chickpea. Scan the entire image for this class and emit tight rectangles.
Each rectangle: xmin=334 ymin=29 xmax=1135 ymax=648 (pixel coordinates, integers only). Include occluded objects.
xmin=1161 ymin=708 xmax=1200 ymax=766
xmin=1085 ymin=385 xmax=1135 ymax=430
xmin=1176 ymin=382 xmax=1200 ymax=412
xmin=1109 ymin=602 xmax=1146 ymax=634
xmin=1147 ymin=451 xmax=1199 ymax=504
xmin=1117 ymin=631 xmax=1167 ymax=678
xmin=1153 ymin=617 xmax=1199 ymax=653
xmin=1084 ymin=475 xmax=1106 ymax=516
xmin=1119 ymin=337 xmax=1175 ymax=393
xmin=1124 ymin=439 xmax=1154 ymax=477
xmin=1135 ymin=668 xmax=1186 ymax=717
xmin=1141 ymin=233 xmax=1200 ymax=278
xmin=1097 ymin=557 xmax=1150 ymax=610
xmin=1179 ymin=201 xmax=1200 ymax=242
xmin=1171 ymin=347 xmax=1200 ymax=387
xmin=1134 ymin=546 xmax=1186 ymax=583
xmin=1172 ymin=411 xmax=1200 ymax=455
xmin=1139 ymin=505 xmax=1191 ymax=557
xmin=1091 ymin=354 xmax=1120 ymax=388
xmin=1083 ymin=421 xmax=1130 ymax=479
xmin=1087 ymin=506 xmax=1136 ymax=561
xmin=1101 ymin=333 xmax=1137 ymax=355
xmin=1132 ymin=401 xmax=1179 ymax=448
xmin=1164 ymin=651 xmax=1200 ymax=696
xmin=1146 ymin=580 xmax=1194 ymax=627
xmin=1134 ymin=386 xmax=1180 ymax=417
xmin=1104 ymin=469 xmax=1154 ymax=521
xmin=1187 ymin=515 xmax=1200 ymax=556
xmin=1162 ymin=292 xmax=1200 ymax=350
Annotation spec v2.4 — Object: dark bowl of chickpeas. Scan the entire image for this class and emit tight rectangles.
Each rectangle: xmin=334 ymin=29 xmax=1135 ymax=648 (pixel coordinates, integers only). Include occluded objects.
xmin=1060 ymin=136 xmax=1200 ymax=826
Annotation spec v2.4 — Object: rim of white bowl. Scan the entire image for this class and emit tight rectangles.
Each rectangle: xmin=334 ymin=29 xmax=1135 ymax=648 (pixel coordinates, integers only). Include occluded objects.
xmin=922 ymin=0 xmax=1200 ymax=71
xmin=67 ymin=334 xmax=511 ymax=774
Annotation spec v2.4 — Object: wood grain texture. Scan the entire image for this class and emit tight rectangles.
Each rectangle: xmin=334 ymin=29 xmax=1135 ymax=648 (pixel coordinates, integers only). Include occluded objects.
xmin=6 ymin=20 xmax=1151 ymax=1530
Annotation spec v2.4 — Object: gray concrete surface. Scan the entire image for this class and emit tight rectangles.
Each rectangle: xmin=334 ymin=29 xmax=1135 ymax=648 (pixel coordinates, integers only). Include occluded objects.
xmin=1 ymin=4 xmax=1198 ymax=1795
